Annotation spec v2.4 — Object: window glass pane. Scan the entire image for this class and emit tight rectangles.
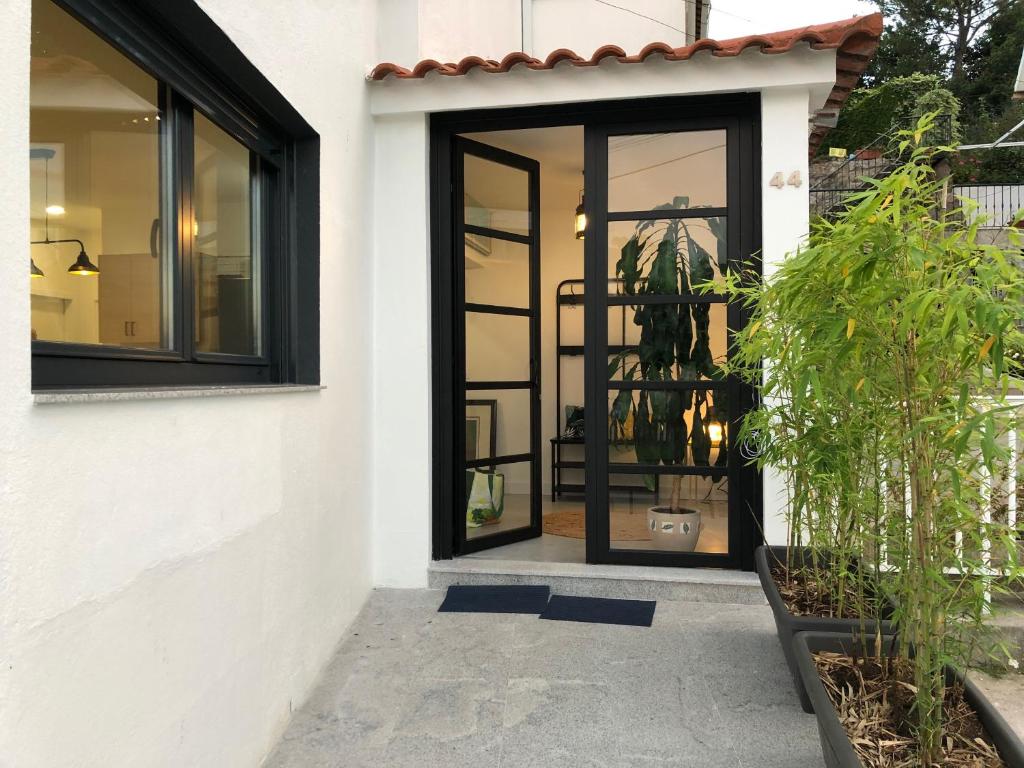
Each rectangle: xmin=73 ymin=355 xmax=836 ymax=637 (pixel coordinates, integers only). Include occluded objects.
xmin=464 ymin=154 xmax=530 ymax=236
xmin=466 ymin=390 xmax=531 ymax=460
xmin=607 ymin=302 xmax=727 ymax=382
xmin=194 ymin=112 xmax=258 ymax=356
xmin=607 ymin=476 xmax=728 ymax=555
xmin=30 ymin=0 xmax=166 ymax=348
xmin=609 ymin=217 xmax=727 ymax=294
xmin=465 ymin=459 xmax=532 ymax=541
xmin=464 ymin=238 xmax=529 ymax=310
xmin=607 ymin=387 xmax=728 ymax=467
xmin=608 ymin=130 xmax=726 ymax=212
xmin=465 ymin=312 xmax=529 ymax=382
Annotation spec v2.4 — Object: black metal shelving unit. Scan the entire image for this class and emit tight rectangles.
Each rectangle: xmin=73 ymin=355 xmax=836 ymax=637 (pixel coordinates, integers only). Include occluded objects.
xmin=551 ymin=278 xmax=658 ymax=501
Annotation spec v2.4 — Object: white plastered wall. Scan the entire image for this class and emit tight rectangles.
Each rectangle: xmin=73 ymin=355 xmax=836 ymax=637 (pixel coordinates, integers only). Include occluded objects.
xmin=371 ymin=48 xmax=834 ymax=586
xmin=0 ymin=1 xmax=377 ymax=765
xmin=381 ymin=0 xmax=694 ymax=67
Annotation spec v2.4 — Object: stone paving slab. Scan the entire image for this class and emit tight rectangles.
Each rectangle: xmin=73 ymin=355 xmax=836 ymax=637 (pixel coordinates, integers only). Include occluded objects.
xmin=264 ymin=588 xmax=821 ymax=768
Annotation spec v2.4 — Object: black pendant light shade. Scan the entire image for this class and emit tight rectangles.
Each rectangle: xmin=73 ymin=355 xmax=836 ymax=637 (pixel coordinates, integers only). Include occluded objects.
xmin=67 ymin=248 xmax=100 ymax=276
xmin=30 ymin=258 xmax=45 ymax=278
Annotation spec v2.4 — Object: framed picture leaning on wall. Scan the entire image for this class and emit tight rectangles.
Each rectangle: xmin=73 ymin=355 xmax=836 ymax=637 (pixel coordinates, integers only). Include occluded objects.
xmin=465 ymin=399 xmax=496 ymax=466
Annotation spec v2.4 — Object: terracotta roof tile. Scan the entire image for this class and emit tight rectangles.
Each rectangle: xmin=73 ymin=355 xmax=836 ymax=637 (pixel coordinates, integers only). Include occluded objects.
xmin=369 ymin=13 xmax=883 ymax=155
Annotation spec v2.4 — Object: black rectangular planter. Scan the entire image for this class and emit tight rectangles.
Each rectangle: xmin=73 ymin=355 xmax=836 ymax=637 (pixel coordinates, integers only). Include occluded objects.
xmin=794 ymin=631 xmax=1024 ymax=768
xmin=755 ymin=544 xmax=896 ymax=713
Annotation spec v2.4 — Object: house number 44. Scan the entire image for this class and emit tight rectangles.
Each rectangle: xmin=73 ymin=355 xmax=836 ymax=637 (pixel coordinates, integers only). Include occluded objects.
xmin=769 ymin=171 xmax=802 ymax=189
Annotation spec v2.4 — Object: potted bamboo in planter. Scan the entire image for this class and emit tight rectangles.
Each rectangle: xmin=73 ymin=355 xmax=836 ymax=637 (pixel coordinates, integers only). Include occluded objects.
xmin=608 ymin=199 xmax=728 ymax=551
xmin=727 ymin=115 xmax=1024 ymax=765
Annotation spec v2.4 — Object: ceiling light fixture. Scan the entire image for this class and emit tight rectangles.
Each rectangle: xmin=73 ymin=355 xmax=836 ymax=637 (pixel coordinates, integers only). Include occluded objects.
xmin=30 ymin=147 xmax=99 ymax=277
xmin=574 ymin=171 xmax=586 ymax=240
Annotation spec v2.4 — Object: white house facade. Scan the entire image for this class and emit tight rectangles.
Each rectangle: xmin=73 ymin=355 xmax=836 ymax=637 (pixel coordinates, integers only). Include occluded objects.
xmin=0 ymin=1 xmax=880 ymax=765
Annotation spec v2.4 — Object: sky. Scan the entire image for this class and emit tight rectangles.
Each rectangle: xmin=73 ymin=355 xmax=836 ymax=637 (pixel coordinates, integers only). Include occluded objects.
xmin=707 ymin=0 xmax=880 ymax=39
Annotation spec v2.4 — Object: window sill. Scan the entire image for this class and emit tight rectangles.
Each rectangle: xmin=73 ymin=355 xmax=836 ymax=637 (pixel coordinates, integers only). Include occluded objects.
xmin=32 ymin=384 xmax=324 ymax=405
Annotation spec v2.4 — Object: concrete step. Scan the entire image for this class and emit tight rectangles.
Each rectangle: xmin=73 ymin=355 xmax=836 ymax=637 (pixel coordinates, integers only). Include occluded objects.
xmin=990 ymin=593 xmax=1024 ymax=666
xmin=428 ymin=558 xmax=766 ymax=605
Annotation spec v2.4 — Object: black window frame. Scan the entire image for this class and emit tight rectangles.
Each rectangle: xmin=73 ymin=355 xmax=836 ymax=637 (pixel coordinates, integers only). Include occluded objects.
xmin=31 ymin=0 xmax=320 ymax=390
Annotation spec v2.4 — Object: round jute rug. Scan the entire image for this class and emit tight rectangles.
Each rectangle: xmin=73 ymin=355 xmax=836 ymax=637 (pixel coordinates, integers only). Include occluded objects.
xmin=542 ymin=509 xmax=652 ymax=541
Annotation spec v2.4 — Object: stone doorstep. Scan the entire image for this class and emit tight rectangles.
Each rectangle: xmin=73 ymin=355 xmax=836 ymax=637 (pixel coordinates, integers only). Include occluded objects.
xmin=428 ymin=558 xmax=767 ymax=605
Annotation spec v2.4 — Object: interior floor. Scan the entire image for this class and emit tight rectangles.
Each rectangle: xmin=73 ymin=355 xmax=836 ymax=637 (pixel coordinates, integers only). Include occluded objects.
xmin=466 ymin=494 xmax=728 ymax=564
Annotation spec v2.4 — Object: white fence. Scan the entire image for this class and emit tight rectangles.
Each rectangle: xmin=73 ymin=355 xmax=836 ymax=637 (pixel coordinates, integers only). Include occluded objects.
xmin=954 ymin=184 xmax=1024 ymax=229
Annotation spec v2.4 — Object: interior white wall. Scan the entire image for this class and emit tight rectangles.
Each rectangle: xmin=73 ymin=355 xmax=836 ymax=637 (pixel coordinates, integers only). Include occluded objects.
xmin=372 ymin=54 xmax=831 ymax=585
xmin=0 ymin=1 xmax=377 ymax=765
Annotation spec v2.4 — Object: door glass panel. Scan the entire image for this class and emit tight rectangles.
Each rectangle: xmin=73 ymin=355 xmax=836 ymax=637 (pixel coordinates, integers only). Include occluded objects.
xmin=30 ymin=0 xmax=166 ymax=348
xmin=465 ymin=459 xmax=533 ymax=540
xmin=607 ymin=476 xmax=728 ymax=554
xmin=464 ymin=154 xmax=530 ymax=235
xmin=607 ymin=302 xmax=727 ymax=382
xmin=608 ymin=218 xmax=727 ymax=294
xmin=464 ymin=239 xmax=529 ymax=309
xmin=194 ymin=112 xmax=259 ymax=356
xmin=608 ymin=130 xmax=726 ymax=211
xmin=607 ymin=387 xmax=728 ymax=467
xmin=465 ymin=313 xmax=530 ymax=381
xmin=466 ymin=390 xmax=532 ymax=459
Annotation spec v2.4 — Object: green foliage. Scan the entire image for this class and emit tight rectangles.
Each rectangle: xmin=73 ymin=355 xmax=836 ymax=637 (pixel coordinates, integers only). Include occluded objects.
xmin=607 ymin=199 xmax=727 ymax=500
xmin=725 ymin=115 xmax=1024 ymax=764
xmin=952 ymin=102 xmax=1024 ymax=182
xmin=817 ymin=74 xmax=961 ymax=157
xmin=961 ymin=0 xmax=1024 ymax=113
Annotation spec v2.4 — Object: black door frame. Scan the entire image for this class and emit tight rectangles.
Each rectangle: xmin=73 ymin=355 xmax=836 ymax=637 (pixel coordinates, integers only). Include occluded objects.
xmin=584 ymin=115 xmax=759 ymax=570
xmin=430 ymin=93 xmax=763 ymax=570
xmin=454 ymin=137 xmax=543 ymax=555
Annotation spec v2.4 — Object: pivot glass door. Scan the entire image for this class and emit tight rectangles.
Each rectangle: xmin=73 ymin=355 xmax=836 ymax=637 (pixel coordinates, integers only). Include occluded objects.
xmin=455 ymin=137 xmax=542 ymax=554
xmin=583 ymin=118 xmax=758 ymax=568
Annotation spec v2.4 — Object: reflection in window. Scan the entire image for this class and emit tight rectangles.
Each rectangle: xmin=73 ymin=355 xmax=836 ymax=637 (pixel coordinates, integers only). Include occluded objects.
xmin=29 ymin=0 xmax=165 ymax=348
xmin=608 ymin=130 xmax=726 ymax=212
xmin=193 ymin=112 xmax=258 ymax=356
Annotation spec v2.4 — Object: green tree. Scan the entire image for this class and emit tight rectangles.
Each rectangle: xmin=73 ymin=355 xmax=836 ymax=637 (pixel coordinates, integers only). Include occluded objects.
xmin=868 ymin=0 xmax=1002 ymax=89
xmin=960 ymin=0 xmax=1024 ymax=111
xmin=816 ymin=74 xmax=961 ymax=154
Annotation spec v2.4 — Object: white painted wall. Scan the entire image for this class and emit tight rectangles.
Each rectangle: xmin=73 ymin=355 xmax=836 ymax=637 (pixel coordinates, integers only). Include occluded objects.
xmin=382 ymin=0 xmax=696 ymax=67
xmin=531 ymin=0 xmax=691 ymax=54
xmin=759 ymin=87 xmax=813 ymax=547
xmin=0 ymin=1 xmax=378 ymax=765
xmin=371 ymin=49 xmax=836 ymax=585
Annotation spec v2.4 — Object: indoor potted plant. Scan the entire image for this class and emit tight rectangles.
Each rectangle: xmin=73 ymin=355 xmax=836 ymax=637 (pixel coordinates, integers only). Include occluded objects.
xmin=608 ymin=200 xmax=727 ymax=551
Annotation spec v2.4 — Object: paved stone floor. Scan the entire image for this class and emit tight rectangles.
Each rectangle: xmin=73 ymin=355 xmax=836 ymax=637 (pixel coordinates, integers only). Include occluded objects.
xmin=264 ymin=589 xmax=821 ymax=767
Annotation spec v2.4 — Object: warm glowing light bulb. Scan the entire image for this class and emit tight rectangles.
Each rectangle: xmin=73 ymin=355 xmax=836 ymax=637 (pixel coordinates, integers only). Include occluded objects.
xmin=45 ymin=204 xmax=65 ymax=216
xmin=708 ymin=422 xmax=724 ymax=444
xmin=574 ymin=204 xmax=587 ymax=240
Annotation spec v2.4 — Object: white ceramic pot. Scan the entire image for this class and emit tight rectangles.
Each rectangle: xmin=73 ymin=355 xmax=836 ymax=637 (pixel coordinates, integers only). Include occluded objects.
xmin=647 ymin=507 xmax=702 ymax=552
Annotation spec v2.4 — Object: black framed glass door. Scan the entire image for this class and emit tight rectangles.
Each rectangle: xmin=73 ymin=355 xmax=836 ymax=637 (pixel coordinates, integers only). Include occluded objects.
xmin=583 ymin=118 xmax=758 ymax=568
xmin=454 ymin=137 xmax=542 ymax=554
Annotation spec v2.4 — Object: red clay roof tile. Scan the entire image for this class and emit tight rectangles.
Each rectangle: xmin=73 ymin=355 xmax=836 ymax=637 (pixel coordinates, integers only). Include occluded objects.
xmin=369 ymin=13 xmax=883 ymax=154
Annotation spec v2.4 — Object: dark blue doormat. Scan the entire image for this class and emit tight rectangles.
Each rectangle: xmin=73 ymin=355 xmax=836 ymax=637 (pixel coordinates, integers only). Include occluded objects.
xmin=438 ymin=585 xmax=551 ymax=614
xmin=539 ymin=595 xmax=656 ymax=627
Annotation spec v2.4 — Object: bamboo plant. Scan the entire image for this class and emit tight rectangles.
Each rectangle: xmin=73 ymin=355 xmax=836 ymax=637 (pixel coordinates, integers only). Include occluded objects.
xmin=723 ymin=114 xmax=1024 ymax=764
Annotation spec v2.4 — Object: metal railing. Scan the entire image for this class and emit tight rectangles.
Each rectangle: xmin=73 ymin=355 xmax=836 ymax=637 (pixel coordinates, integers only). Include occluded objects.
xmin=811 ymin=114 xmax=954 ymax=219
xmin=953 ymin=184 xmax=1024 ymax=229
